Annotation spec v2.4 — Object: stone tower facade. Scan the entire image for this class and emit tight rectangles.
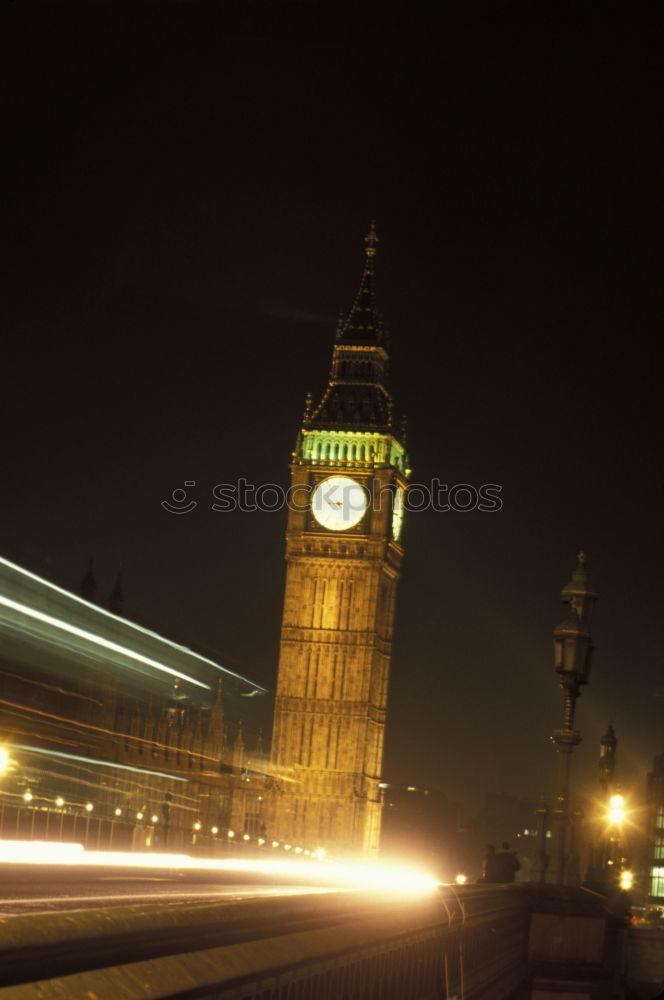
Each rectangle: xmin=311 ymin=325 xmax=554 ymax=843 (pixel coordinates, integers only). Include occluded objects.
xmin=271 ymin=225 xmax=410 ymax=855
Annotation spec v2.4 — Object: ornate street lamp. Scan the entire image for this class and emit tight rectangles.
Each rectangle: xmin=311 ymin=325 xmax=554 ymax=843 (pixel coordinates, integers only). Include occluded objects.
xmin=549 ymin=553 xmax=597 ymax=884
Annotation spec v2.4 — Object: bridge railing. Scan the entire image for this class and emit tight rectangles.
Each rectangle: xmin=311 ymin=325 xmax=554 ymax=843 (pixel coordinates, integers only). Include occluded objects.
xmin=0 ymin=882 xmax=532 ymax=999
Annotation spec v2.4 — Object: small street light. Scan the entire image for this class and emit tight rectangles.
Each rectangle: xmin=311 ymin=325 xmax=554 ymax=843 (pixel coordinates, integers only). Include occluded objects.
xmin=620 ymin=870 xmax=634 ymax=891
xmin=609 ymin=794 xmax=626 ymax=825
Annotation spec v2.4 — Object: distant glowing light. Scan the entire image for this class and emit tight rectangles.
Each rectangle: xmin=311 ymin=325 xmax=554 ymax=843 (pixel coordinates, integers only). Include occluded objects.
xmin=257 ymin=837 xmax=265 ymax=846
xmin=620 ymin=869 xmax=633 ymax=890
xmin=0 ymin=841 xmax=439 ymax=892
xmin=272 ymin=841 xmax=280 ymax=848
xmin=193 ymin=821 xmax=201 ymax=832
xmin=227 ymin=830 xmax=235 ymax=838
xmin=136 ymin=812 xmax=144 ymax=821
xmin=85 ymin=803 xmax=93 ymax=812
xmin=315 ymin=848 xmax=326 ymax=858
xmin=609 ymin=794 xmax=626 ymax=824
xmin=294 ymin=847 xmax=303 ymax=854
xmin=55 ymin=797 xmax=65 ymax=807
xmin=0 ymin=747 xmax=9 ymax=775
xmin=23 ymin=790 xmax=33 ymax=803
xmin=151 ymin=815 xmax=159 ymax=824
xmin=243 ymin=833 xmax=250 ymax=841
xmin=284 ymin=844 xmax=292 ymax=851
xmin=114 ymin=808 xmax=122 ymax=816
xmin=455 ymin=873 xmax=467 ymax=885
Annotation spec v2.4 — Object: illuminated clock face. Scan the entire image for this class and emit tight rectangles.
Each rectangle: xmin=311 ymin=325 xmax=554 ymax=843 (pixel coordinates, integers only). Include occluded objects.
xmin=392 ymin=487 xmax=405 ymax=541
xmin=311 ymin=476 xmax=368 ymax=531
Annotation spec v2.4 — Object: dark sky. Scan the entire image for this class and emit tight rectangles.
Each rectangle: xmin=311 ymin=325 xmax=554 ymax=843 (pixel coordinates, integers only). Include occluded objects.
xmin=5 ymin=2 xmax=661 ymax=817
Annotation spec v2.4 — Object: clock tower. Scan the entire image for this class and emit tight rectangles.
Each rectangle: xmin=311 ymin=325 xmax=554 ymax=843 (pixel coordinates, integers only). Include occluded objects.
xmin=271 ymin=224 xmax=410 ymax=855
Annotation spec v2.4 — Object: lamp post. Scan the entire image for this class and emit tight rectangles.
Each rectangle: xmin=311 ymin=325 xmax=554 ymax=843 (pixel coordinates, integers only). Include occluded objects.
xmin=549 ymin=553 xmax=597 ymax=885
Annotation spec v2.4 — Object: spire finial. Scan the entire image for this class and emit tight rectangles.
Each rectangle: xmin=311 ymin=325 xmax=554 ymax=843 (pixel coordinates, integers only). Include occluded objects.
xmin=577 ymin=550 xmax=586 ymax=567
xmin=364 ymin=220 xmax=379 ymax=261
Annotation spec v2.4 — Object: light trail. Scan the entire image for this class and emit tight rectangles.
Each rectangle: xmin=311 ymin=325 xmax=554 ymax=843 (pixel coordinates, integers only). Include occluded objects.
xmin=0 ymin=841 xmax=440 ymax=893
xmin=13 ymin=744 xmax=190 ymax=782
xmin=0 ymin=593 xmax=211 ymax=691
xmin=0 ymin=697 xmax=220 ymax=764
xmin=0 ymin=667 xmax=103 ymax=706
xmin=1 ymin=888 xmax=329 ymax=908
xmin=0 ymin=555 xmax=267 ymax=693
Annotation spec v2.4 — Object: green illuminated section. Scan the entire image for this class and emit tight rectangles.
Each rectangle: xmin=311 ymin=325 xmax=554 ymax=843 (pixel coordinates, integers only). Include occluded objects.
xmin=299 ymin=430 xmax=410 ymax=475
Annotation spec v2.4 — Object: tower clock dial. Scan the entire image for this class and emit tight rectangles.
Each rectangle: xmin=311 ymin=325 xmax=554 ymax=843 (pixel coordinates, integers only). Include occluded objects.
xmin=392 ymin=486 xmax=405 ymax=541
xmin=311 ymin=475 xmax=368 ymax=531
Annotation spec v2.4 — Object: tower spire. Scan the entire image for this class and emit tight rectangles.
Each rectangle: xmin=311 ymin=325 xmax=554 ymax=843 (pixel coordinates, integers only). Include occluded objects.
xmin=364 ymin=219 xmax=379 ymax=263
xmin=335 ymin=222 xmax=384 ymax=345
xmin=307 ymin=224 xmax=392 ymax=432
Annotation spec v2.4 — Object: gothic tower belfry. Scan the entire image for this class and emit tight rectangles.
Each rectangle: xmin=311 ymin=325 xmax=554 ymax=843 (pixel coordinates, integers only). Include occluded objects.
xmin=271 ymin=224 xmax=410 ymax=855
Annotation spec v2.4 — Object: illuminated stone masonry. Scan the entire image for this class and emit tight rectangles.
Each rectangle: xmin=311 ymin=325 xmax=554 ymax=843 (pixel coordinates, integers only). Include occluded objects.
xmin=271 ymin=225 xmax=410 ymax=856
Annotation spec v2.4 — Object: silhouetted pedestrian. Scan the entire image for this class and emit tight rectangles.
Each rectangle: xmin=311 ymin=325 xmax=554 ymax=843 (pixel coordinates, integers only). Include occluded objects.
xmin=494 ymin=841 xmax=520 ymax=882
xmin=480 ymin=844 xmax=498 ymax=883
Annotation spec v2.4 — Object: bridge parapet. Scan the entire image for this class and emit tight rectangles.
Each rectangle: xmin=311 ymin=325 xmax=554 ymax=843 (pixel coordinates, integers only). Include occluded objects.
xmin=0 ymin=882 xmax=627 ymax=999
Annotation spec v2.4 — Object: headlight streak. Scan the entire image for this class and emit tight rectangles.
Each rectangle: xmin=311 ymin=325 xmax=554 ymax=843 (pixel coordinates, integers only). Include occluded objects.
xmin=12 ymin=744 xmax=190 ymax=783
xmin=0 ymin=594 xmax=211 ymax=691
xmin=0 ymin=697 xmax=220 ymax=765
xmin=0 ymin=556 xmax=267 ymax=694
xmin=0 ymin=841 xmax=440 ymax=893
xmin=0 ymin=667 xmax=103 ymax=706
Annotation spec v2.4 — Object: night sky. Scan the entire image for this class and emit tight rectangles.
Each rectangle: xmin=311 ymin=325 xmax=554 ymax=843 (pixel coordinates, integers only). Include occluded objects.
xmin=5 ymin=3 xmax=661 ymax=820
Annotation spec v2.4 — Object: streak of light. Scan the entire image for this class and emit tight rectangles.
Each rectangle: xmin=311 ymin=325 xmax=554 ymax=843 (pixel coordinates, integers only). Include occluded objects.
xmin=12 ymin=744 xmax=189 ymax=783
xmin=0 ymin=556 xmax=267 ymax=693
xmin=4 ymin=747 xmax=199 ymax=803
xmin=0 ymin=721 xmax=81 ymax=748
xmin=0 ymin=888 xmax=333 ymax=908
xmin=0 ymin=592 xmax=211 ymax=691
xmin=0 ymin=697 xmax=220 ymax=764
xmin=0 ymin=841 xmax=440 ymax=893
xmin=0 ymin=668 xmax=103 ymax=706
